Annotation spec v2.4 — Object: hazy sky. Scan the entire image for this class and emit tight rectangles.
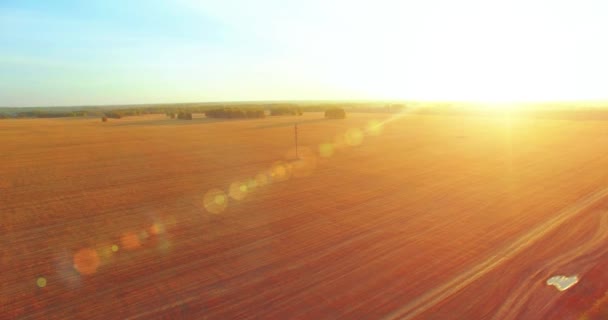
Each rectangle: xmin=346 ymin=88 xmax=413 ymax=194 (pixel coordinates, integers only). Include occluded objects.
xmin=2 ymin=0 xmax=608 ymax=107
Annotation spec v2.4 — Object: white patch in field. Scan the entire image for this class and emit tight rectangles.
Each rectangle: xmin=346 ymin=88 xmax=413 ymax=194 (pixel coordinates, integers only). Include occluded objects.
xmin=546 ymin=275 xmax=579 ymax=291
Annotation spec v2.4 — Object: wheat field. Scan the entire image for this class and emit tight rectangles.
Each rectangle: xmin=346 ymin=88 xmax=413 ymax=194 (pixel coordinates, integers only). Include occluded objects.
xmin=3 ymin=112 xmax=608 ymax=319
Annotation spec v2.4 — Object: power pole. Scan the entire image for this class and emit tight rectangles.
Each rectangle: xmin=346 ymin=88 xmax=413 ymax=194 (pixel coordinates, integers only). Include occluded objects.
xmin=294 ymin=123 xmax=299 ymax=159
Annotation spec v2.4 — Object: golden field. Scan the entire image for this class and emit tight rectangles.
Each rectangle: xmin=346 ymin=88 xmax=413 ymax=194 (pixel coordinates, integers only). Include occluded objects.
xmin=3 ymin=112 xmax=608 ymax=319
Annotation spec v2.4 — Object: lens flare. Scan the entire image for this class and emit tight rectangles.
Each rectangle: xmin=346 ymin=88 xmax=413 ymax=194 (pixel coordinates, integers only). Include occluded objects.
xmin=345 ymin=128 xmax=364 ymax=146
xmin=365 ymin=120 xmax=383 ymax=136
xmin=98 ymin=244 xmax=113 ymax=261
xmin=203 ymin=188 xmax=228 ymax=214
xmin=287 ymin=147 xmax=318 ymax=178
xmin=120 ymin=232 xmax=141 ymax=250
xmin=36 ymin=277 xmax=47 ymax=288
xmin=54 ymin=250 xmax=80 ymax=289
xmin=319 ymin=143 xmax=334 ymax=158
xmin=247 ymin=178 xmax=258 ymax=190
xmin=255 ymin=173 xmax=269 ymax=186
xmin=149 ymin=223 xmax=165 ymax=236
xmin=229 ymin=181 xmax=248 ymax=201
xmin=73 ymin=248 xmax=101 ymax=275
xmin=139 ymin=230 xmax=149 ymax=242
xmin=158 ymin=239 xmax=171 ymax=254
xmin=270 ymin=161 xmax=292 ymax=182
xmin=333 ymin=133 xmax=347 ymax=150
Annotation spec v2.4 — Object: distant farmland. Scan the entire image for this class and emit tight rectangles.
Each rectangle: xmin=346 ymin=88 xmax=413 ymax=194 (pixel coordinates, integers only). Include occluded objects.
xmin=3 ymin=112 xmax=608 ymax=319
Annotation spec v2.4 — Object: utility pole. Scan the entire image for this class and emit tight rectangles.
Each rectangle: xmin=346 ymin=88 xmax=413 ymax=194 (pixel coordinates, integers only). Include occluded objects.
xmin=294 ymin=123 xmax=299 ymax=159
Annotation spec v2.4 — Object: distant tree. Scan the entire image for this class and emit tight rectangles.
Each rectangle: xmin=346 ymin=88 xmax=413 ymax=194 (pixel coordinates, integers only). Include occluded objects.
xmin=246 ymin=109 xmax=265 ymax=118
xmin=73 ymin=111 xmax=86 ymax=117
xmin=270 ymin=107 xmax=303 ymax=116
xmin=325 ymin=108 xmax=346 ymax=119
xmin=205 ymin=108 xmax=265 ymax=119
xmin=177 ymin=112 xmax=193 ymax=120
xmin=104 ymin=111 xmax=122 ymax=119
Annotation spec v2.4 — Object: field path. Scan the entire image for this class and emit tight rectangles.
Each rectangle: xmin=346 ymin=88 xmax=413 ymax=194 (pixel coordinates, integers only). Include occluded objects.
xmin=491 ymin=210 xmax=608 ymax=319
xmin=384 ymin=186 xmax=608 ymax=320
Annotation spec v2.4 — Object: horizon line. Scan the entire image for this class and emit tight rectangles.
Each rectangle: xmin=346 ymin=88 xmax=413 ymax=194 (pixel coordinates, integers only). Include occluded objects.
xmin=4 ymin=98 xmax=608 ymax=109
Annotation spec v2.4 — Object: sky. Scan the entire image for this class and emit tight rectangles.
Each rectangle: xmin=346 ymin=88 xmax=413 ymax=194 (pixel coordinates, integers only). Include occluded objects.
xmin=1 ymin=0 xmax=608 ymax=107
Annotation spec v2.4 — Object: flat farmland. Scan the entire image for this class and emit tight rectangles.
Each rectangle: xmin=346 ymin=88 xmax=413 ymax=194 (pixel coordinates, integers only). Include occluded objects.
xmin=3 ymin=112 xmax=608 ymax=319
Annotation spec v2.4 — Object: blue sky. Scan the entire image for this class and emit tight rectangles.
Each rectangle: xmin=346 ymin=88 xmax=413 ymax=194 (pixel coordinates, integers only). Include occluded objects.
xmin=2 ymin=0 xmax=608 ymax=106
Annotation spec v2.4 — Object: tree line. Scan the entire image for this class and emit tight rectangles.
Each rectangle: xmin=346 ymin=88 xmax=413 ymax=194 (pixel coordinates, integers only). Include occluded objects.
xmin=0 ymin=102 xmax=404 ymax=119
xmin=270 ymin=106 xmax=303 ymax=116
xmin=325 ymin=108 xmax=346 ymax=119
xmin=205 ymin=108 xmax=266 ymax=119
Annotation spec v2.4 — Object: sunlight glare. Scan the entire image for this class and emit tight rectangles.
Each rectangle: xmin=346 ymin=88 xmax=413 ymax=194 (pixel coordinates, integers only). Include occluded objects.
xmin=255 ymin=173 xmax=269 ymax=186
xmin=247 ymin=178 xmax=258 ymax=190
xmin=149 ymin=223 xmax=165 ymax=236
xmin=98 ymin=244 xmax=113 ymax=261
xmin=204 ymin=188 xmax=229 ymax=214
xmin=345 ymin=128 xmax=364 ymax=146
xmin=73 ymin=248 xmax=101 ymax=275
xmin=270 ymin=161 xmax=292 ymax=182
xmin=36 ymin=277 xmax=47 ymax=288
xmin=288 ymin=147 xmax=317 ymax=178
xmin=319 ymin=143 xmax=334 ymax=158
xmin=229 ymin=181 xmax=248 ymax=201
xmin=365 ymin=120 xmax=383 ymax=136
xmin=120 ymin=232 xmax=142 ymax=250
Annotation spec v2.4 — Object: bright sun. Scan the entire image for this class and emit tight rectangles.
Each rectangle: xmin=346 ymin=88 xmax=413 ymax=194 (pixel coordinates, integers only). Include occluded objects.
xmin=308 ymin=1 xmax=605 ymax=104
